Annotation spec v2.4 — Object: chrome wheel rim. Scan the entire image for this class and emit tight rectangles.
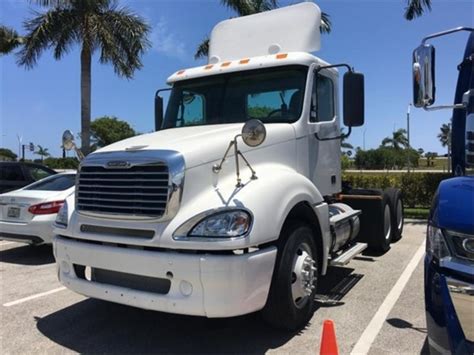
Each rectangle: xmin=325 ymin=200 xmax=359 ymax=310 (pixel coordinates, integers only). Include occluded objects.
xmin=384 ymin=204 xmax=392 ymax=240
xmin=396 ymin=199 xmax=403 ymax=231
xmin=291 ymin=242 xmax=316 ymax=309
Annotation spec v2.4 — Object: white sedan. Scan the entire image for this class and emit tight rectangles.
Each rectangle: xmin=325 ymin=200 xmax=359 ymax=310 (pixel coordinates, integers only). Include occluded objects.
xmin=0 ymin=172 xmax=76 ymax=245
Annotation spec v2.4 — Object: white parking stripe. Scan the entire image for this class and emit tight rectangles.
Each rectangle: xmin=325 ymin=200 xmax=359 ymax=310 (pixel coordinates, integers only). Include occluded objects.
xmin=351 ymin=241 xmax=426 ymax=355
xmin=3 ymin=287 xmax=67 ymax=307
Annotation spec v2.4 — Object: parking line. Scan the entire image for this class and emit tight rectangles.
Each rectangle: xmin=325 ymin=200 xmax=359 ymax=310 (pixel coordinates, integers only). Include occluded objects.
xmin=3 ymin=287 xmax=67 ymax=307
xmin=351 ymin=241 xmax=426 ymax=355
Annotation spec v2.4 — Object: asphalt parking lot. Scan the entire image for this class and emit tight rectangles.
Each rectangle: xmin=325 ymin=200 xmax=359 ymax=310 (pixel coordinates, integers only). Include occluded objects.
xmin=1 ymin=221 xmax=428 ymax=354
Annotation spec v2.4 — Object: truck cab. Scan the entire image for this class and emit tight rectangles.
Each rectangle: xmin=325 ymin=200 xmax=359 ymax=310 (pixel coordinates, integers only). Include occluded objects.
xmin=54 ymin=2 xmax=401 ymax=330
xmin=412 ymin=28 xmax=474 ymax=353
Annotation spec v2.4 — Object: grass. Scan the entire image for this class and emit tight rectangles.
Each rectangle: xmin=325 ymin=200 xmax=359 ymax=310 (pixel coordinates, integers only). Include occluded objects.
xmin=404 ymin=207 xmax=430 ymax=220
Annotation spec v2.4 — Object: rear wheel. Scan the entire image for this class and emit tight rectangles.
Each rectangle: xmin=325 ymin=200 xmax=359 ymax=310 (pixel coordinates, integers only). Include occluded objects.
xmin=385 ymin=188 xmax=404 ymax=242
xmin=367 ymin=193 xmax=392 ymax=252
xmin=262 ymin=221 xmax=318 ymax=330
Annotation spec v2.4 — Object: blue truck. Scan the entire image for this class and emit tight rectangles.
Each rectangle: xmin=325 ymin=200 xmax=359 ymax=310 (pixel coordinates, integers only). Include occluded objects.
xmin=412 ymin=27 xmax=474 ymax=354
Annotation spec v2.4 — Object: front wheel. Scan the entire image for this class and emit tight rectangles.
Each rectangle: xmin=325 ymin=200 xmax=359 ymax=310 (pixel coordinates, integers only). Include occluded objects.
xmin=262 ymin=221 xmax=318 ymax=330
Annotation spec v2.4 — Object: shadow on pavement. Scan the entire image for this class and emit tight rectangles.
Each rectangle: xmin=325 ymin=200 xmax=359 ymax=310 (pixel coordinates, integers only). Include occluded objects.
xmin=315 ymin=266 xmax=363 ymax=307
xmin=0 ymin=244 xmax=54 ymax=266
xmin=36 ymin=299 xmax=300 ymax=353
xmin=386 ymin=318 xmax=427 ymax=334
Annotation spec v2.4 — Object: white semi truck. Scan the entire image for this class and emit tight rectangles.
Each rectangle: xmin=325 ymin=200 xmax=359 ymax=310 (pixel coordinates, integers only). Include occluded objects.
xmin=54 ymin=3 xmax=404 ymax=330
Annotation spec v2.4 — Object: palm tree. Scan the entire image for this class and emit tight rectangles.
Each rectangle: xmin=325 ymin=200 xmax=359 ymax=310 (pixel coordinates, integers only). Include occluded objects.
xmin=0 ymin=25 xmax=24 ymax=54
xmin=438 ymin=122 xmax=451 ymax=172
xmin=382 ymin=129 xmax=409 ymax=150
xmin=195 ymin=0 xmax=332 ymax=59
xmin=35 ymin=145 xmax=50 ymax=162
xmin=17 ymin=0 xmax=150 ymax=155
xmin=404 ymin=0 xmax=432 ymax=20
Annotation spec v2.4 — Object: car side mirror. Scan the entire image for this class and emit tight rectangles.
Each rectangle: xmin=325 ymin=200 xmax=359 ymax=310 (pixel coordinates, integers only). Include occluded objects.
xmin=155 ymin=94 xmax=164 ymax=131
xmin=412 ymin=44 xmax=435 ymax=108
xmin=343 ymin=71 xmax=364 ymax=127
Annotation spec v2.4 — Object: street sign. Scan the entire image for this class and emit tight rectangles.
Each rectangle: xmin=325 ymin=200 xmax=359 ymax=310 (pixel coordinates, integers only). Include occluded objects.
xmin=29 ymin=143 xmax=34 ymax=151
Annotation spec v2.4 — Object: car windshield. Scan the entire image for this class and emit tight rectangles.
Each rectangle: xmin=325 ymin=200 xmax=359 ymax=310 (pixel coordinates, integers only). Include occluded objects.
xmin=24 ymin=174 xmax=76 ymax=191
xmin=163 ymin=65 xmax=308 ymax=129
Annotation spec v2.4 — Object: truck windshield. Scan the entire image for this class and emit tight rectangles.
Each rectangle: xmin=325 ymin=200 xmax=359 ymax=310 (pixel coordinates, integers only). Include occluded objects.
xmin=163 ymin=65 xmax=308 ymax=128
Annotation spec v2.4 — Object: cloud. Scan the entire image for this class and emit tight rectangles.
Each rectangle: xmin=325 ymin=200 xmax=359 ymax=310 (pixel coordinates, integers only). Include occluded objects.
xmin=151 ymin=17 xmax=188 ymax=61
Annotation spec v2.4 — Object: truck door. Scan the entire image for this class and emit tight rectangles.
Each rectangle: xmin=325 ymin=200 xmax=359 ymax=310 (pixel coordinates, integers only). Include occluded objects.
xmin=307 ymin=70 xmax=341 ymax=196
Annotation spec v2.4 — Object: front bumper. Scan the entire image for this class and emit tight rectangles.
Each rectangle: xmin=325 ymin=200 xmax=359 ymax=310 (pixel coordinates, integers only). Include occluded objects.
xmin=425 ymin=256 xmax=474 ymax=354
xmin=54 ymin=236 xmax=277 ymax=317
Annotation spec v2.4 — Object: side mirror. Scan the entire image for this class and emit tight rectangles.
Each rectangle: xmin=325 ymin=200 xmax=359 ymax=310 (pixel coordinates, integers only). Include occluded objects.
xmin=412 ymin=44 xmax=435 ymax=107
xmin=62 ymin=130 xmax=75 ymax=151
xmin=241 ymin=119 xmax=266 ymax=147
xmin=343 ymin=71 xmax=364 ymax=127
xmin=155 ymin=94 xmax=164 ymax=131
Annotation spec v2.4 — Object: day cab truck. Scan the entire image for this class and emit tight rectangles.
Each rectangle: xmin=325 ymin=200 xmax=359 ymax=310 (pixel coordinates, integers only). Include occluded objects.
xmin=412 ymin=28 xmax=474 ymax=353
xmin=54 ymin=3 xmax=404 ymax=330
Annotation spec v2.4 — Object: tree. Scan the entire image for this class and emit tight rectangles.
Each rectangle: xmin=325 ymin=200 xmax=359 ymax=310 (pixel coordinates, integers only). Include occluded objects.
xmin=34 ymin=145 xmax=50 ymax=162
xmin=404 ymin=0 xmax=432 ymax=20
xmin=0 ymin=25 xmax=24 ymax=55
xmin=17 ymin=0 xmax=150 ymax=155
xmin=0 ymin=148 xmax=18 ymax=161
xmin=194 ymin=0 xmax=332 ymax=59
xmin=417 ymin=148 xmax=424 ymax=157
xmin=438 ymin=122 xmax=451 ymax=172
xmin=425 ymin=151 xmax=438 ymax=167
xmin=381 ymin=129 xmax=409 ymax=150
xmin=90 ymin=116 xmax=136 ymax=148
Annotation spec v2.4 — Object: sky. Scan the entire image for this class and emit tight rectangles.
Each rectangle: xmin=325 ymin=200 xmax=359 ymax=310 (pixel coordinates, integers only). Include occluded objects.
xmin=1 ymin=0 xmax=473 ymax=158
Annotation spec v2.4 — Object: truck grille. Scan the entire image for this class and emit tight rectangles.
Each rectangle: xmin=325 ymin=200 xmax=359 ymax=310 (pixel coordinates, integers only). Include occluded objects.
xmin=77 ymin=164 xmax=169 ymax=218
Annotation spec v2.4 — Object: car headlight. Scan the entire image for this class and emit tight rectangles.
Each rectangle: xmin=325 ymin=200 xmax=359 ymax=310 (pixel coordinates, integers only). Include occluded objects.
xmin=55 ymin=201 xmax=68 ymax=228
xmin=445 ymin=230 xmax=474 ymax=261
xmin=426 ymin=225 xmax=450 ymax=260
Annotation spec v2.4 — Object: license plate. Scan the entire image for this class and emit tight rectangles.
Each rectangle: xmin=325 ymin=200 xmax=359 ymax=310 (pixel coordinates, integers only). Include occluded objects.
xmin=7 ymin=207 xmax=20 ymax=218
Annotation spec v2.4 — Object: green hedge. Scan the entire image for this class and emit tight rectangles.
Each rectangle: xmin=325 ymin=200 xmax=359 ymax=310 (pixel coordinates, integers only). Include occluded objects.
xmin=342 ymin=172 xmax=451 ymax=208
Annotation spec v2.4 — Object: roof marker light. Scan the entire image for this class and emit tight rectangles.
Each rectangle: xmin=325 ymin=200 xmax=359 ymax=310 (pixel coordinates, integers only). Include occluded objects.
xmin=221 ymin=62 xmax=232 ymax=67
xmin=276 ymin=53 xmax=288 ymax=59
xmin=204 ymin=65 xmax=214 ymax=70
xmin=239 ymin=59 xmax=250 ymax=64
xmin=176 ymin=70 xmax=185 ymax=75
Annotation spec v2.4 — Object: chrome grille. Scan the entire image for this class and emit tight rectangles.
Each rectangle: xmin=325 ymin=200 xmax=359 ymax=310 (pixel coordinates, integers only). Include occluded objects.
xmin=77 ymin=164 xmax=169 ymax=217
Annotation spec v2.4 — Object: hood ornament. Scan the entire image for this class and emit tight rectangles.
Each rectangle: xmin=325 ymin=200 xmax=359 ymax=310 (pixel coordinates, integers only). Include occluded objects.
xmin=212 ymin=119 xmax=266 ymax=187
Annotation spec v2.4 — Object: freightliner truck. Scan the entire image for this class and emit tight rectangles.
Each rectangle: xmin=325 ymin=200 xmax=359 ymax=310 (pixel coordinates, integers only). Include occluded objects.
xmin=412 ymin=28 xmax=474 ymax=353
xmin=54 ymin=3 xmax=404 ymax=330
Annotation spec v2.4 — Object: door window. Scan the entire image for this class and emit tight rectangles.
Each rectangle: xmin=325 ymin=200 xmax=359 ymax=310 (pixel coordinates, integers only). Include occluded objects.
xmin=0 ymin=165 xmax=25 ymax=181
xmin=312 ymin=74 xmax=335 ymax=122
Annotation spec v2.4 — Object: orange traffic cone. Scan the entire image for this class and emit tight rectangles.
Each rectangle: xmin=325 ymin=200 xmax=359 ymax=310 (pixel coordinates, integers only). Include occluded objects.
xmin=320 ymin=319 xmax=339 ymax=355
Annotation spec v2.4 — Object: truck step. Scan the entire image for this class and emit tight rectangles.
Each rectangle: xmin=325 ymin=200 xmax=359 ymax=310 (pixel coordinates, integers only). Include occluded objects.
xmin=330 ymin=242 xmax=367 ymax=266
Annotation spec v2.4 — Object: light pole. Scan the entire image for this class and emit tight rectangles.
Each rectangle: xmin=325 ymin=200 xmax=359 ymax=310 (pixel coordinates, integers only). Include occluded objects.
xmin=363 ymin=129 xmax=366 ymax=150
xmin=407 ymin=104 xmax=412 ymax=172
xmin=16 ymin=134 xmax=22 ymax=160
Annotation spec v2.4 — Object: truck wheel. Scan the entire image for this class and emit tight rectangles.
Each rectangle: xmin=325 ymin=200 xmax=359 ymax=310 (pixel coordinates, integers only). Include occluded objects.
xmin=262 ymin=221 xmax=318 ymax=331
xmin=385 ymin=188 xmax=404 ymax=242
xmin=368 ymin=193 xmax=393 ymax=253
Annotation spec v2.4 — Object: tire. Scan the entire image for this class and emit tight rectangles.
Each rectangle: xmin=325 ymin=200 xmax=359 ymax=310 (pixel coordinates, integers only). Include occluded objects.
xmin=261 ymin=221 xmax=318 ymax=331
xmin=368 ymin=192 xmax=393 ymax=252
xmin=385 ymin=188 xmax=404 ymax=242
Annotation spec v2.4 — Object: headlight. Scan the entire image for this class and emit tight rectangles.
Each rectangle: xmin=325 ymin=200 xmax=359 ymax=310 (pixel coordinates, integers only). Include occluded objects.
xmin=446 ymin=230 xmax=474 ymax=261
xmin=188 ymin=210 xmax=251 ymax=238
xmin=55 ymin=201 xmax=68 ymax=228
xmin=426 ymin=225 xmax=450 ymax=260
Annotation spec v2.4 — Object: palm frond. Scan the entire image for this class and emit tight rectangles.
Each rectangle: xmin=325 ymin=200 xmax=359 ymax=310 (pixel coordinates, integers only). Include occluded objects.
xmin=0 ymin=25 xmax=24 ymax=54
xmin=195 ymin=38 xmax=209 ymax=60
xmin=221 ymin=0 xmax=277 ymax=16
xmin=95 ymin=7 xmax=151 ymax=78
xmin=320 ymin=11 xmax=331 ymax=34
xmin=404 ymin=0 xmax=432 ymax=20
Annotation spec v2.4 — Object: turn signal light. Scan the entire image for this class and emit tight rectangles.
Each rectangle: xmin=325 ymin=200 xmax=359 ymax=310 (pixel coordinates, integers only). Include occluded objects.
xmin=28 ymin=200 xmax=65 ymax=215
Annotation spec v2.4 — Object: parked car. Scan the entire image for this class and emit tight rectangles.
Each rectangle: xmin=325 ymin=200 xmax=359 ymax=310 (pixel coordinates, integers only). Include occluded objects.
xmin=0 ymin=172 xmax=76 ymax=245
xmin=0 ymin=161 xmax=57 ymax=194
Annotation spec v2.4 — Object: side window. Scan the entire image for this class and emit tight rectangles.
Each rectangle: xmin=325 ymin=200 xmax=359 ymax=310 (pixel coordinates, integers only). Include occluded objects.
xmin=0 ymin=165 xmax=25 ymax=181
xmin=176 ymin=91 xmax=205 ymax=127
xmin=28 ymin=167 xmax=53 ymax=181
xmin=312 ymin=74 xmax=335 ymax=122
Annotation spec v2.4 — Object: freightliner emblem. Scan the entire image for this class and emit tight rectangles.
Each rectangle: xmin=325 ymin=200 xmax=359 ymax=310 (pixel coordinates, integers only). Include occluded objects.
xmin=106 ymin=160 xmax=131 ymax=168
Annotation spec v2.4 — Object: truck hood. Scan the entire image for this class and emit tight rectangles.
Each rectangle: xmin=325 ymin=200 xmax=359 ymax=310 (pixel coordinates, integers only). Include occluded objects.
xmin=93 ymin=123 xmax=296 ymax=169
xmin=432 ymin=177 xmax=474 ymax=235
